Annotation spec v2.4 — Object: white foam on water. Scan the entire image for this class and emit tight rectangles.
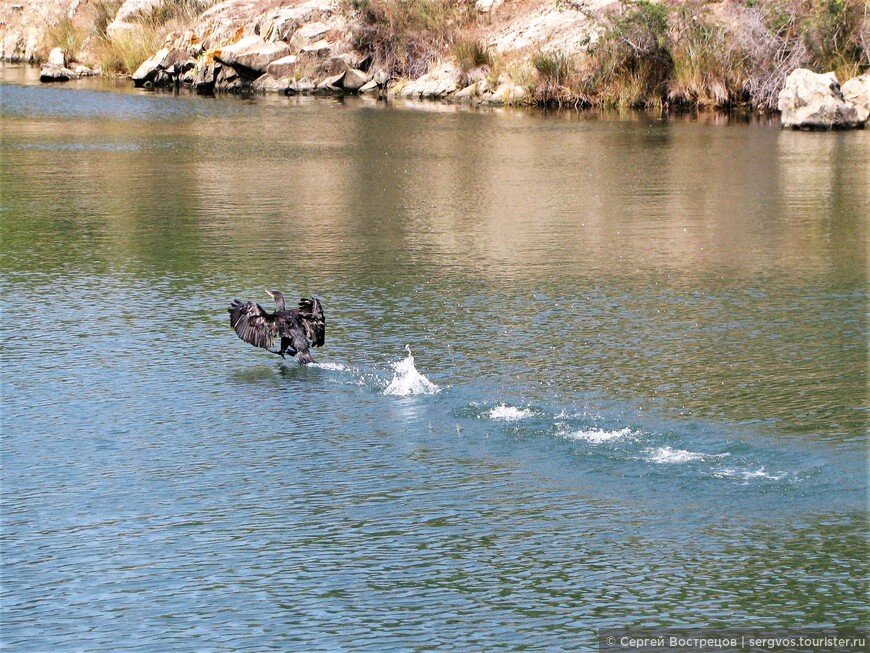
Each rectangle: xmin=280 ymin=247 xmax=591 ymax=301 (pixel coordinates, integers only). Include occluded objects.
xmin=556 ymin=409 xmax=603 ymax=421
xmin=711 ymin=466 xmax=786 ymax=482
xmin=562 ymin=427 xmax=636 ymax=444
xmin=645 ymin=447 xmax=733 ymax=464
xmin=487 ymin=404 xmax=536 ymax=421
xmin=312 ymin=362 xmax=349 ymax=372
xmin=383 ymin=347 xmax=440 ymax=397
xmin=310 ymin=361 xmax=371 ymax=386
xmin=646 ymin=446 xmax=707 ymax=464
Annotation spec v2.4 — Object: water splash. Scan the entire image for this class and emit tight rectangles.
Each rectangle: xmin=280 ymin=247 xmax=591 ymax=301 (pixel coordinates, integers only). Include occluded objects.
xmin=487 ymin=404 xmax=536 ymax=421
xmin=646 ymin=446 xmax=706 ymax=463
xmin=555 ymin=409 xmax=603 ymax=421
xmin=645 ymin=446 xmax=729 ymax=464
xmin=311 ymin=362 xmax=349 ymax=372
xmin=383 ymin=347 xmax=440 ymax=397
xmin=710 ymin=466 xmax=786 ymax=482
xmin=562 ymin=427 xmax=636 ymax=444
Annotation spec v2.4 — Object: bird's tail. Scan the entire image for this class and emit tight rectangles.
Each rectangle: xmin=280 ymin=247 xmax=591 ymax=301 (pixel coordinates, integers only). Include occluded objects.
xmin=296 ymin=351 xmax=315 ymax=365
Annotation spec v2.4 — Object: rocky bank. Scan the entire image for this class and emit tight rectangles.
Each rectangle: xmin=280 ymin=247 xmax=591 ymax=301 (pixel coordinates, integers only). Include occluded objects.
xmin=2 ymin=0 xmax=868 ymax=127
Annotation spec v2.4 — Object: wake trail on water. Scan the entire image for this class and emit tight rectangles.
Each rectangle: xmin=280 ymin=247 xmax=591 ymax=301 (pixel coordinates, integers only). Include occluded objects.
xmin=468 ymin=405 xmax=801 ymax=485
xmin=644 ymin=446 xmax=729 ymax=464
xmin=310 ymin=361 xmax=351 ymax=372
xmin=561 ymin=427 xmax=637 ymax=444
xmin=310 ymin=357 xmax=799 ymax=485
xmin=487 ymin=404 xmax=538 ymax=421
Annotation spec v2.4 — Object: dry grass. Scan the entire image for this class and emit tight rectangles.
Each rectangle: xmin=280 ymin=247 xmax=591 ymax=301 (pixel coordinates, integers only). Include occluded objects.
xmin=87 ymin=0 xmax=221 ymax=75
xmin=530 ymin=50 xmax=577 ymax=106
xmin=348 ymin=0 xmax=477 ymax=78
xmin=574 ymin=0 xmax=672 ymax=109
xmin=717 ymin=0 xmax=868 ymax=109
xmin=507 ymin=59 xmax=536 ymax=91
xmin=93 ymin=0 xmax=123 ymax=38
xmin=140 ymin=0 xmax=216 ymax=30
xmin=92 ymin=25 xmax=163 ymax=74
xmin=45 ymin=16 xmax=88 ymax=60
xmin=453 ymin=35 xmax=492 ymax=72
xmin=527 ymin=0 xmax=868 ymax=111
xmin=667 ymin=3 xmax=743 ymax=107
xmin=484 ymin=50 xmax=506 ymax=88
xmin=722 ymin=1 xmax=808 ymax=109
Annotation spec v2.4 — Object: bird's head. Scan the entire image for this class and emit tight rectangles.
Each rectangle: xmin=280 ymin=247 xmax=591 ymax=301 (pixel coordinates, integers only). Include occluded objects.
xmin=265 ymin=289 xmax=286 ymax=311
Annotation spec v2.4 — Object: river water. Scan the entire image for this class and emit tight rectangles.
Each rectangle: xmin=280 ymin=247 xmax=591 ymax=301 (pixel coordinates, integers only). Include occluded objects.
xmin=1 ymin=64 xmax=867 ymax=651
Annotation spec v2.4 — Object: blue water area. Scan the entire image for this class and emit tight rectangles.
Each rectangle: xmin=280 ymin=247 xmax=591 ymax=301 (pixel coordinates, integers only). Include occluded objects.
xmin=1 ymin=73 xmax=867 ymax=651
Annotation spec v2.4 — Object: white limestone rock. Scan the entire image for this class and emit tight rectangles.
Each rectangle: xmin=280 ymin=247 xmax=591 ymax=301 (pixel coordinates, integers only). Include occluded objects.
xmin=777 ymin=69 xmax=861 ymax=130
xmin=47 ymin=46 xmax=65 ymax=66
xmin=841 ymin=75 xmax=870 ymax=124
xmin=215 ymin=36 xmax=292 ymax=74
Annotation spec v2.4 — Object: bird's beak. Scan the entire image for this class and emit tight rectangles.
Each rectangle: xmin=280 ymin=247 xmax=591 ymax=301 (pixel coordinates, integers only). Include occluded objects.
xmin=264 ymin=289 xmax=274 ymax=298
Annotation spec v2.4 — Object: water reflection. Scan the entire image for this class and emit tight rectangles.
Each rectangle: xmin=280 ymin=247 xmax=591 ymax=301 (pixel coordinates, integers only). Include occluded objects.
xmin=3 ymin=78 xmax=865 ymax=439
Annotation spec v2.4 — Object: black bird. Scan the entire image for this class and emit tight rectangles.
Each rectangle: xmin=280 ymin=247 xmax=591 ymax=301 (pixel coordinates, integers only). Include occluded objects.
xmin=228 ymin=290 xmax=325 ymax=364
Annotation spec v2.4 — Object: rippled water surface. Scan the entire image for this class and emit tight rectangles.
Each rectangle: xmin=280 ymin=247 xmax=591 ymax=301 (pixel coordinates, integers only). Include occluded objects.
xmin=1 ymin=64 xmax=867 ymax=651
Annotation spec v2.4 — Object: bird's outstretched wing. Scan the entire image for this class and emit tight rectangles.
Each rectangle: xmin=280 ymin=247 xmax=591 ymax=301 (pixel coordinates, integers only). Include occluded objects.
xmin=298 ymin=297 xmax=325 ymax=347
xmin=228 ymin=299 xmax=279 ymax=351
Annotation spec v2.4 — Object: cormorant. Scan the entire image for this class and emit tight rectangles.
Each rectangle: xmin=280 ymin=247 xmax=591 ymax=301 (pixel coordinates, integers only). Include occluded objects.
xmin=228 ymin=290 xmax=325 ymax=364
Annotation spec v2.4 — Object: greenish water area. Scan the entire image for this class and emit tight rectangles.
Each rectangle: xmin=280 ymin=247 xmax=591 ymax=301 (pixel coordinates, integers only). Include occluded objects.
xmin=1 ymin=63 xmax=867 ymax=651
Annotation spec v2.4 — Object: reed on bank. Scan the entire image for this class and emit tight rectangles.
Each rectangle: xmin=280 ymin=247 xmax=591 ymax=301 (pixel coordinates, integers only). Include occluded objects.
xmin=525 ymin=0 xmax=868 ymax=110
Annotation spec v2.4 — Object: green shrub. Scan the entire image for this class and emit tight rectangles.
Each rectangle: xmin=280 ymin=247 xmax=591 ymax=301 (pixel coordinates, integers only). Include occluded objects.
xmin=732 ymin=0 xmax=867 ymax=109
xmin=801 ymin=0 xmax=868 ymax=81
xmin=529 ymin=50 xmax=578 ymax=106
xmin=579 ymin=0 xmax=673 ymax=108
xmin=453 ymin=36 xmax=492 ymax=72
xmin=667 ymin=2 xmax=747 ymax=107
xmin=532 ymin=50 xmax=572 ymax=84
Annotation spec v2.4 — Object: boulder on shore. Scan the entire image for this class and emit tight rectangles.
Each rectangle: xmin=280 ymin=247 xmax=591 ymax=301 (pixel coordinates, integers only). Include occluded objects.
xmin=132 ymin=48 xmax=191 ymax=87
xmin=315 ymin=72 xmax=344 ymax=93
xmin=299 ymin=39 xmax=332 ymax=58
xmin=841 ymin=75 xmax=870 ymax=124
xmin=288 ymin=77 xmax=316 ymax=94
xmin=357 ymin=78 xmax=379 ymax=94
xmin=399 ymin=64 xmax=459 ymax=99
xmin=290 ymin=21 xmax=332 ymax=50
xmin=252 ymin=73 xmax=292 ymax=93
xmin=454 ymin=82 xmax=479 ymax=101
xmin=194 ymin=59 xmax=221 ymax=94
xmin=47 ymin=47 xmax=65 ymax=66
xmin=215 ymin=64 xmax=245 ymax=93
xmin=106 ymin=0 xmax=164 ymax=39
xmin=482 ymin=82 xmax=529 ymax=105
xmin=215 ymin=36 xmax=292 ymax=75
xmin=40 ymin=64 xmax=77 ymax=82
xmin=777 ymin=69 xmax=861 ymax=130
xmin=266 ymin=55 xmax=298 ymax=79
xmin=341 ymin=68 xmax=370 ymax=92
